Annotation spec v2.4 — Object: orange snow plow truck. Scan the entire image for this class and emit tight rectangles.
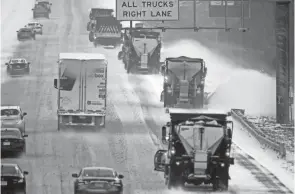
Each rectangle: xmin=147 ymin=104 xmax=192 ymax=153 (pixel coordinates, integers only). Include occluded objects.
xmin=87 ymin=8 xmax=122 ymax=47
xmin=53 ymin=53 xmax=107 ymax=130
xmin=160 ymin=56 xmax=207 ymax=109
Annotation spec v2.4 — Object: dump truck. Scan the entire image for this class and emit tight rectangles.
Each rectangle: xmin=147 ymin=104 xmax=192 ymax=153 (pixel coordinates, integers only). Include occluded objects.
xmin=87 ymin=8 xmax=122 ymax=47
xmin=53 ymin=53 xmax=107 ymax=130
xmin=32 ymin=1 xmax=51 ymax=18
xmin=117 ymin=26 xmax=162 ymax=74
xmin=154 ymin=108 xmax=234 ymax=191
xmin=160 ymin=56 xmax=207 ymax=109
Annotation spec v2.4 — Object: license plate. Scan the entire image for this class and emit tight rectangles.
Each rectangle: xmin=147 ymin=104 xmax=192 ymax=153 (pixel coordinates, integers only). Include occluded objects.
xmin=1 ymin=181 xmax=7 ymax=186
xmin=3 ymin=142 xmax=10 ymax=146
xmin=79 ymin=116 xmax=86 ymax=119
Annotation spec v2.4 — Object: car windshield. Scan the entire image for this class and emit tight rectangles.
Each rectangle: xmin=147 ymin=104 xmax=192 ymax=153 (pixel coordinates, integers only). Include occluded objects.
xmin=1 ymin=109 xmax=19 ymax=116
xmin=82 ymin=169 xmax=115 ymax=178
xmin=1 ymin=166 xmax=20 ymax=176
xmin=28 ymin=23 xmax=35 ymax=26
xmin=1 ymin=130 xmax=21 ymax=138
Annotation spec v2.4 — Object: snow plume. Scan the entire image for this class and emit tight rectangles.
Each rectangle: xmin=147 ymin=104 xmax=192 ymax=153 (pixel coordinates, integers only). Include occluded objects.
xmin=161 ymin=39 xmax=276 ymax=116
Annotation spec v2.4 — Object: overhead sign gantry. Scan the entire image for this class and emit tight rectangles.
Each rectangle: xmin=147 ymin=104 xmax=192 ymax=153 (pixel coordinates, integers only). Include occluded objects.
xmin=116 ymin=0 xmax=179 ymax=21
xmin=116 ymin=0 xmax=250 ymax=32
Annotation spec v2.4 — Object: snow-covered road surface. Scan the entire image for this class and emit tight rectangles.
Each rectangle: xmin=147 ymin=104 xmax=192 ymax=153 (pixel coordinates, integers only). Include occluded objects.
xmin=1 ymin=0 xmax=293 ymax=193
xmin=1 ymin=0 xmax=36 ymax=83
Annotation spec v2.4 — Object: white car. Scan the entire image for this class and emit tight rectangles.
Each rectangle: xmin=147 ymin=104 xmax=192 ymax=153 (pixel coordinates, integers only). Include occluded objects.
xmin=25 ymin=22 xmax=43 ymax=35
xmin=1 ymin=106 xmax=27 ymax=134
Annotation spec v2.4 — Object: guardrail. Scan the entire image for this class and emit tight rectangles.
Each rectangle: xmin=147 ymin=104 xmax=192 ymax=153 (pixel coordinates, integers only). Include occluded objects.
xmin=231 ymin=109 xmax=286 ymax=158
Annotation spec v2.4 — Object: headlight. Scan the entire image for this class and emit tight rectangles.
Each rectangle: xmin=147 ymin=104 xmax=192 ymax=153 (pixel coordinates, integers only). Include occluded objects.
xmin=176 ymin=161 xmax=180 ymax=165
xmin=170 ymin=147 xmax=176 ymax=155
xmin=18 ymin=179 xmax=24 ymax=183
xmin=164 ymin=76 xmax=168 ymax=82
xmin=225 ymin=149 xmax=230 ymax=157
xmin=167 ymin=87 xmax=172 ymax=93
xmin=16 ymin=120 xmax=22 ymax=124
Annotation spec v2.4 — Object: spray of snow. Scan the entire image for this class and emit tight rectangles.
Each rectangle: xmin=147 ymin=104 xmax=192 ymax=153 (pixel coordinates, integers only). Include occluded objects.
xmin=156 ymin=39 xmax=276 ymax=116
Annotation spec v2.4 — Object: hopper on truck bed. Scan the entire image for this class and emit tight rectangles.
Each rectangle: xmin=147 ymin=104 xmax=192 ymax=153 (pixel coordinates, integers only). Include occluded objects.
xmin=160 ymin=56 xmax=207 ymax=109
xmin=154 ymin=108 xmax=234 ymax=191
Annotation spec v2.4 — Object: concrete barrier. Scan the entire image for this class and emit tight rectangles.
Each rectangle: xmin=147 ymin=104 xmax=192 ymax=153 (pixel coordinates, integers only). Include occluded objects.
xmin=231 ymin=109 xmax=286 ymax=158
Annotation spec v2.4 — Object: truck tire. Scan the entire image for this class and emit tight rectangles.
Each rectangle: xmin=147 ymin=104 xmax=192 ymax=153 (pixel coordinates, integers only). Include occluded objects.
xmin=167 ymin=168 xmax=177 ymax=190
xmin=89 ymin=32 xmax=94 ymax=42
xmin=219 ymin=165 xmax=229 ymax=190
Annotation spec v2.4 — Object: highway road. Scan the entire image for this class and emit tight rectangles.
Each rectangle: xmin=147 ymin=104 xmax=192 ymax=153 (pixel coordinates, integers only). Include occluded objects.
xmin=1 ymin=0 xmax=293 ymax=193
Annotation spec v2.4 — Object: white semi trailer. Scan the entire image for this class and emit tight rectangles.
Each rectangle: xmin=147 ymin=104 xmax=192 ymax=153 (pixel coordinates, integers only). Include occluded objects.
xmin=53 ymin=53 xmax=107 ymax=130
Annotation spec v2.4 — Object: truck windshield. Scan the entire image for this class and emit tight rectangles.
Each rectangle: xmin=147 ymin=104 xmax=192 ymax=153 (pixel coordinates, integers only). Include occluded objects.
xmin=168 ymin=61 xmax=202 ymax=81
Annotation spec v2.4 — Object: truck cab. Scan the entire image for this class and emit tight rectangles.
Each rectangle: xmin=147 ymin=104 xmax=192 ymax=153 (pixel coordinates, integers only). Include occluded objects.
xmin=154 ymin=108 xmax=234 ymax=191
xmin=118 ymin=28 xmax=162 ymax=74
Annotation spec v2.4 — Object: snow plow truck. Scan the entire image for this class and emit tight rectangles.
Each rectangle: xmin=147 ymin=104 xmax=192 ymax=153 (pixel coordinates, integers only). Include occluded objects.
xmin=117 ymin=25 xmax=162 ymax=74
xmin=160 ymin=56 xmax=207 ymax=109
xmin=53 ymin=53 xmax=107 ymax=130
xmin=87 ymin=8 xmax=122 ymax=48
xmin=154 ymin=108 xmax=234 ymax=191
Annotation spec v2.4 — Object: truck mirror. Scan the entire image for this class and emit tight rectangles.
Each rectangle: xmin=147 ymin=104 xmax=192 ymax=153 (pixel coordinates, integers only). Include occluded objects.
xmin=161 ymin=126 xmax=168 ymax=144
xmin=54 ymin=79 xmax=57 ymax=89
xmin=154 ymin=150 xmax=167 ymax=172
xmin=160 ymin=91 xmax=164 ymax=102
xmin=227 ymin=128 xmax=232 ymax=139
xmin=160 ymin=65 xmax=165 ymax=75
xmin=117 ymin=51 xmax=123 ymax=60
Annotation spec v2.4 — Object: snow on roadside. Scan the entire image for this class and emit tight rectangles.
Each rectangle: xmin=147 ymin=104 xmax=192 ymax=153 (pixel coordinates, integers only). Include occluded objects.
xmin=1 ymin=0 xmax=36 ymax=83
xmin=233 ymin=120 xmax=294 ymax=192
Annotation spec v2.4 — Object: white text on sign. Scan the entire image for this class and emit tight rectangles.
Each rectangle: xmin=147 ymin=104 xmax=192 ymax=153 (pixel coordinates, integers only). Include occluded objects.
xmin=116 ymin=0 xmax=179 ymax=21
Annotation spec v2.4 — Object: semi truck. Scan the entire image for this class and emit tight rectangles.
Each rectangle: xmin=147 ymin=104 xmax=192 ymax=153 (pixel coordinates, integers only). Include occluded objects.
xmin=154 ymin=108 xmax=234 ymax=191
xmin=160 ymin=56 xmax=207 ymax=109
xmin=53 ymin=53 xmax=107 ymax=130
xmin=117 ymin=25 xmax=162 ymax=74
xmin=87 ymin=8 xmax=122 ymax=47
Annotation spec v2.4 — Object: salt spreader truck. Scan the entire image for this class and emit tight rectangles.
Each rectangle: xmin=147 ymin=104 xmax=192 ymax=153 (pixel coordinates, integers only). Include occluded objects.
xmin=154 ymin=108 xmax=234 ymax=191
xmin=53 ymin=53 xmax=107 ymax=130
xmin=160 ymin=56 xmax=207 ymax=109
xmin=118 ymin=24 xmax=162 ymax=74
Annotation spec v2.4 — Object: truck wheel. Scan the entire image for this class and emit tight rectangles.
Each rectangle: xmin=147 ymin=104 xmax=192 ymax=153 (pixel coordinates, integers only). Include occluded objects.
xmin=89 ymin=32 xmax=94 ymax=42
xmin=219 ymin=166 xmax=229 ymax=190
xmin=167 ymin=168 xmax=176 ymax=190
